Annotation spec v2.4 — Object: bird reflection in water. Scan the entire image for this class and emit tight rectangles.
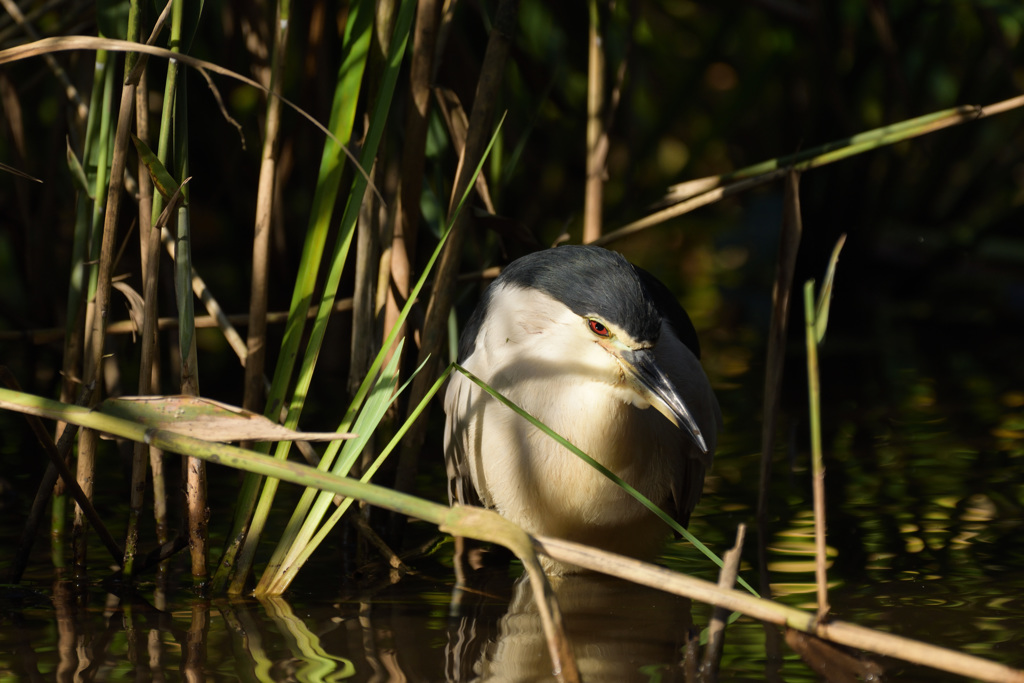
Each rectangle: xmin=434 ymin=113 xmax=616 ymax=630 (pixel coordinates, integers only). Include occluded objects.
xmin=446 ymin=568 xmax=694 ymax=682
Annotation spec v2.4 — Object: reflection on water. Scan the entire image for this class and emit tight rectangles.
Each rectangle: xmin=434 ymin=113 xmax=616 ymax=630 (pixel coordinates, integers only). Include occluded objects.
xmin=765 ymin=513 xmax=838 ymax=601
xmin=449 ymin=571 xmax=693 ymax=681
xmin=1 ymin=564 xmax=697 ymax=682
xmin=5 ymin=521 xmax=1022 ymax=683
xmin=3 ymin=382 xmax=1024 ymax=683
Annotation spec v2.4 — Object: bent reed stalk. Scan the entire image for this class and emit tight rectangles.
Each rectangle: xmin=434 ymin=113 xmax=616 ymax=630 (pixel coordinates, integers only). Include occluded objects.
xmin=0 ymin=386 xmax=1020 ymax=683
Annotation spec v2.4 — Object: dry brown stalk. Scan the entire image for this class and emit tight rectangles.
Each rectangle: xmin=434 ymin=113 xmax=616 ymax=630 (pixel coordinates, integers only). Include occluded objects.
xmin=133 ymin=65 xmax=170 ymax=550
xmin=395 ymin=0 xmax=520 ymax=498
xmin=594 ymin=169 xmax=790 ymax=247
xmin=72 ymin=58 xmax=140 ymax=574
xmin=382 ymin=0 xmax=443 ymax=366
xmin=0 ymin=301 xmax=355 ymax=345
xmin=125 ymin=86 xmax=157 ymax=580
xmin=244 ymin=3 xmax=289 ymax=416
xmin=756 ymin=169 xmax=804 ymax=601
xmin=611 ymin=93 xmax=1024 ymax=245
xmin=535 ymin=536 xmax=1024 ymax=683
xmin=583 ymin=0 xmax=605 ymax=244
xmin=701 ymin=523 xmax=746 ymax=680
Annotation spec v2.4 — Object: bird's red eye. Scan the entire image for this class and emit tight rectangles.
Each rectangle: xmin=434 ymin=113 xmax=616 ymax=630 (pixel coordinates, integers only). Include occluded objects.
xmin=588 ymin=319 xmax=609 ymax=337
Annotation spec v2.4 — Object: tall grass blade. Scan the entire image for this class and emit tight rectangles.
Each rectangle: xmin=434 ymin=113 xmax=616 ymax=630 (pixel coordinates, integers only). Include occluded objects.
xmin=256 ymin=224 xmax=454 ymax=590
xmin=243 ymin=0 xmax=291 ymax=414
xmin=299 ymin=362 xmax=451 ymax=566
xmin=84 ymin=52 xmax=116 ymax=327
xmin=55 ymin=50 xmax=110 ymax=564
xmin=260 ymin=0 xmax=373 ymax=421
xmin=805 ymin=234 xmax=846 ymax=618
xmin=227 ymin=0 xmax=416 ymax=593
xmin=212 ymin=0 xmax=374 ymax=592
xmin=257 ymin=105 xmax=506 ymax=594
xmin=804 ymin=279 xmax=828 ymax=617
xmin=257 ymin=340 xmax=409 ymax=594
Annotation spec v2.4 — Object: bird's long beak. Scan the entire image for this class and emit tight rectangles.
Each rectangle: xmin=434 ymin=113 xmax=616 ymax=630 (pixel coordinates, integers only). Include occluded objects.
xmin=617 ymin=347 xmax=708 ymax=454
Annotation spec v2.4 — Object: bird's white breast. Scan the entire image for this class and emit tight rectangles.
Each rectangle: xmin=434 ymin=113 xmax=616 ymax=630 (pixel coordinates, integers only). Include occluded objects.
xmin=445 ymin=285 xmax=687 ymax=541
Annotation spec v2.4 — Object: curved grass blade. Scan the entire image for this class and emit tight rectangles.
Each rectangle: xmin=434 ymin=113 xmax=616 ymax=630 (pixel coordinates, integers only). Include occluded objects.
xmin=662 ymin=100 xmax=1024 ymax=205
xmin=131 ymin=133 xmax=179 ymax=199
xmin=275 ymin=359 xmax=447 ymax=588
xmin=256 ymin=106 xmax=507 ymax=594
xmin=0 ymin=35 xmax=375 ymax=193
xmin=814 ymin=234 xmax=847 ymax=344
xmin=255 ymin=338 xmax=408 ymax=594
xmin=228 ymin=0 xmax=418 ymax=595
xmin=213 ymin=0 xmax=375 ymax=592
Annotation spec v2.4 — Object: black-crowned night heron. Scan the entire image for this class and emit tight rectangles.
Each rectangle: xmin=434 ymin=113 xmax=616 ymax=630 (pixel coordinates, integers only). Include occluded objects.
xmin=444 ymin=245 xmax=721 ymax=572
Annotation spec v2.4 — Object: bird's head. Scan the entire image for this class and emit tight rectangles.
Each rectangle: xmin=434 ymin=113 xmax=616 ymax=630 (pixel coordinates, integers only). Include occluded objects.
xmin=492 ymin=245 xmax=709 ymax=454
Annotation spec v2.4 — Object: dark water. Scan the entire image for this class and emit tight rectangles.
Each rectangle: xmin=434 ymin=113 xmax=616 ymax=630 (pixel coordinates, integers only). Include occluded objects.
xmin=3 ymin=234 xmax=1024 ymax=681
xmin=3 ymin=351 xmax=1022 ymax=682
xmin=4 ymin=518 xmax=1021 ymax=681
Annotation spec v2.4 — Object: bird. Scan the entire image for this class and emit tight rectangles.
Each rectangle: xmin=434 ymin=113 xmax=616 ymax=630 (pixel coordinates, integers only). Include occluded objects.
xmin=444 ymin=245 xmax=721 ymax=573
